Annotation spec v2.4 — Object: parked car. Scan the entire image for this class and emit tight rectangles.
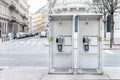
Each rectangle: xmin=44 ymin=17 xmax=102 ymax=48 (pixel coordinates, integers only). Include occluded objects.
xmin=35 ymin=32 xmax=38 ymax=35
xmin=16 ymin=32 xmax=23 ymax=39
xmin=15 ymin=32 xmax=35 ymax=39
xmin=13 ymin=33 xmax=17 ymax=39
xmin=40 ymin=31 xmax=47 ymax=38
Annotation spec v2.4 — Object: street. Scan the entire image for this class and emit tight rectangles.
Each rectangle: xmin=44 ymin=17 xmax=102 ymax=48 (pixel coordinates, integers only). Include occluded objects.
xmin=103 ymin=50 xmax=120 ymax=67
xmin=0 ymin=36 xmax=49 ymax=66
xmin=0 ymin=36 xmax=120 ymax=67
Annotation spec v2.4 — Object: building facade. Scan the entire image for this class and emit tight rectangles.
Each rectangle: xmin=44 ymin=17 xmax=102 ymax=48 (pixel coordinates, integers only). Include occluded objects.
xmin=31 ymin=5 xmax=49 ymax=34
xmin=0 ymin=0 xmax=29 ymax=40
xmin=41 ymin=6 xmax=49 ymax=31
xmin=31 ymin=10 xmax=42 ymax=34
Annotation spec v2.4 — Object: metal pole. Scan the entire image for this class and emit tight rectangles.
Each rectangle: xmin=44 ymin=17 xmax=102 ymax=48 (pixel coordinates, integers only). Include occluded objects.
xmin=99 ymin=16 xmax=103 ymax=69
xmin=72 ymin=15 xmax=74 ymax=73
xmin=48 ymin=24 xmax=51 ymax=73
xmin=73 ymin=15 xmax=79 ymax=74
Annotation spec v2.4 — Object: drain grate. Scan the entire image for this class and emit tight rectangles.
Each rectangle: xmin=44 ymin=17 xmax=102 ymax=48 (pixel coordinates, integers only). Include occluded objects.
xmin=82 ymin=69 xmax=98 ymax=74
xmin=55 ymin=68 xmax=69 ymax=73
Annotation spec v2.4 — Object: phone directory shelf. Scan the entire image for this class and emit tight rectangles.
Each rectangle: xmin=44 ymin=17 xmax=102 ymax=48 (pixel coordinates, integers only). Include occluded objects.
xmin=79 ymin=52 xmax=99 ymax=55
xmin=55 ymin=51 xmax=72 ymax=55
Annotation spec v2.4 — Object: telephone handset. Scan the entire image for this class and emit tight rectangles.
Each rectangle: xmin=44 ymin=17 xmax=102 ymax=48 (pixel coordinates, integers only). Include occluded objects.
xmin=56 ymin=35 xmax=64 ymax=52
xmin=83 ymin=35 xmax=90 ymax=52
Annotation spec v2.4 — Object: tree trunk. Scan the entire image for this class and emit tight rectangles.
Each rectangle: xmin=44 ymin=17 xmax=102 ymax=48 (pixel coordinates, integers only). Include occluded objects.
xmin=110 ymin=14 xmax=114 ymax=48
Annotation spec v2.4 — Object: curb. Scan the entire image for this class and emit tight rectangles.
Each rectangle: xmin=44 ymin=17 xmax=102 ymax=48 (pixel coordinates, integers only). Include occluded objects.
xmin=43 ymin=43 xmax=49 ymax=46
xmin=104 ymin=44 xmax=120 ymax=46
xmin=103 ymin=48 xmax=120 ymax=50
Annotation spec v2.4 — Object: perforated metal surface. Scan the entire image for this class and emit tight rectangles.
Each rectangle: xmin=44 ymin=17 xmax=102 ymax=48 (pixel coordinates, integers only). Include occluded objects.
xmin=55 ymin=68 xmax=70 ymax=73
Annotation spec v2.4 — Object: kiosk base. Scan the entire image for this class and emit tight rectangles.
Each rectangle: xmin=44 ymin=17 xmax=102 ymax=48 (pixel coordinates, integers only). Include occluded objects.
xmin=49 ymin=68 xmax=72 ymax=74
xmin=73 ymin=68 xmax=79 ymax=74
xmin=78 ymin=68 xmax=103 ymax=75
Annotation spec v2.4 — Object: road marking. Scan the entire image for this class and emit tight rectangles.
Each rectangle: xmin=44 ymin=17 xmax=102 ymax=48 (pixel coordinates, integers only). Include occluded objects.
xmin=38 ymin=43 xmax=42 ymax=45
xmin=32 ymin=41 xmax=37 ymax=44
xmin=30 ymin=43 xmax=34 ymax=46
xmin=20 ymin=41 xmax=25 ymax=44
xmin=4 ymin=39 xmax=43 ymax=46
xmin=13 ymin=42 xmax=18 ymax=44
xmin=105 ymin=50 xmax=114 ymax=54
xmin=0 ymin=58 xmax=15 ymax=60
xmin=24 ymin=41 xmax=31 ymax=44
xmin=38 ymin=42 xmax=42 ymax=44
xmin=35 ymin=58 xmax=48 ymax=60
xmin=21 ymin=41 xmax=31 ymax=46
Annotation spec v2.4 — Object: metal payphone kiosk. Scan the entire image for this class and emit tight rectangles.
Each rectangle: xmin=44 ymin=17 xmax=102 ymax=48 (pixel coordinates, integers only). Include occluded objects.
xmin=49 ymin=14 xmax=103 ymax=74
xmin=78 ymin=14 xmax=103 ymax=74
xmin=49 ymin=14 xmax=73 ymax=74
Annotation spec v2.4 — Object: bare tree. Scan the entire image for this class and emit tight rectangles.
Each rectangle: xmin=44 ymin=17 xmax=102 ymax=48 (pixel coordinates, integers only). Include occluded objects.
xmin=88 ymin=0 xmax=108 ymax=40
xmin=102 ymin=0 xmax=120 ymax=48
xmin=89 ymin=0 xmax=120 ymax=48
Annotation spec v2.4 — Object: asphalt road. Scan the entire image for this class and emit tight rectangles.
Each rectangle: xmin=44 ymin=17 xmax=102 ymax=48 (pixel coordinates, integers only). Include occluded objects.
xmin=103 ymin=50 xmax=120 ymax=67
xmin=0 ymin=36 xmax=120 ymax=67
xmin=0 ymin=36 xmax=49 ymax=66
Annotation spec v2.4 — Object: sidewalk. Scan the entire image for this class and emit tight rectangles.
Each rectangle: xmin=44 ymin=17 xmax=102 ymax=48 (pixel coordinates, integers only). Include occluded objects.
xmin=0 ymin=67 xmax=120 ymax=80
xmin=0 ymin=38 xmax=12 ymax=44
xmin=103 ymin=40 xmax=120 ymax=50
xmin=42 ymin=38 xmax=49 ymax=46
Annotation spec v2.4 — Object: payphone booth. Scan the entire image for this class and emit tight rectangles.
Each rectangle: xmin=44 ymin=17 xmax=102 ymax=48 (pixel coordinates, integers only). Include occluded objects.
xmin=78 ymin=14 xmax=103 ymax=74
xmin=49 ymin=14 xmax=103 ymax=74
xmin=49 ymin=14 xmax=73 ymax=74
